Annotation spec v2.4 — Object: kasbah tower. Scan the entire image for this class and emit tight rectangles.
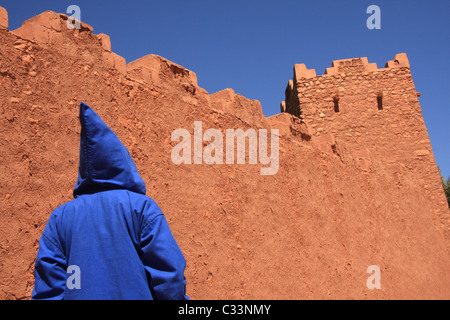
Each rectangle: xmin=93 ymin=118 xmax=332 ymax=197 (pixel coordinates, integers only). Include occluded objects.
xmin=281 ymin=53 xmax=450 ymax=250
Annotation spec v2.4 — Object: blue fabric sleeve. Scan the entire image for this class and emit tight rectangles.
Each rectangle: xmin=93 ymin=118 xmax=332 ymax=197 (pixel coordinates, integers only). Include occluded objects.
xmin=139 ymin=203 xmax=189 ymax=300
xmin=31 ymin=214 xmax=67 ymax=300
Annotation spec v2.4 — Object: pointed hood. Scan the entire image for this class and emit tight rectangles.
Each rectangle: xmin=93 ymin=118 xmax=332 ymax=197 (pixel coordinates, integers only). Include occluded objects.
xmin=73 ymin=102 xmax=146 ymax=197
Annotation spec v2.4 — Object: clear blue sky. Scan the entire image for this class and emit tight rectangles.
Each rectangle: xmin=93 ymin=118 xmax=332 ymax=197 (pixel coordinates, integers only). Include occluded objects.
xmin=3 ymin=0 xmax=449 ymax=178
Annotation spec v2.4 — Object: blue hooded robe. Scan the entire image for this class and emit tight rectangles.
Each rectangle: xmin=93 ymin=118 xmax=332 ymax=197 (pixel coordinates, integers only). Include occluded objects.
xmin=32 ymin=102 xmax=189 ymax=300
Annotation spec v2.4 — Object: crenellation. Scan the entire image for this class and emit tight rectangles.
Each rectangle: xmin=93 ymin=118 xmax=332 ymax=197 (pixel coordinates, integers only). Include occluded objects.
xmin=126 ymin=54 xmax=199 ymax=92
xmin=385 ymin=52 xmax=410 ymax=69
xmin=0 ymin=6 xmax=8 ymax=29
xmin=3 ymin=8 xmax=200 ymax=84
xmin=104 ymin=51 xmax=126 ymax=75
xmin=293 ymin=63 xmax=316 ymax=80
xmin=12 ymin=10 xmax=94 ymax=44
xmin=58 ymin=12 xmax=93 ymax=32
xmin=96 ymin=33 xmax=111 ymax=51
xmin=22 ymin=10 xmax=64 ymax=32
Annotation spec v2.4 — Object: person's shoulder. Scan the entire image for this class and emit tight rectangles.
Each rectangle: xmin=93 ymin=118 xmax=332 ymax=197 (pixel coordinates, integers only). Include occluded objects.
xmin=49 ymin=198 xmax=76 ymax=216
xmin=126 ymin=190 xmax=157 ymax=203
xmin=126 ymin=191 xmax=164 ymax=220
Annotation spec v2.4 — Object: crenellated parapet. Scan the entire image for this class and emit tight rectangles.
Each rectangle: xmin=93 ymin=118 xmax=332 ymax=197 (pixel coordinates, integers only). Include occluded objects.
xmin=2 ymin=7 xmax=201 ymax=89
xmin=7 ymin=9 xmax=128 ymax=75
xmin=12 ymin=10 xmax=92 ymax=43
xmin=281 ymin=53 xmax=414 ymax=116
xmin=289 ymin=53 xmax=410 ymax=83
xmin=324 ymin=57 xmax=378 ymax=76
xmin=0 ymin=6 xmax=269 ymax=129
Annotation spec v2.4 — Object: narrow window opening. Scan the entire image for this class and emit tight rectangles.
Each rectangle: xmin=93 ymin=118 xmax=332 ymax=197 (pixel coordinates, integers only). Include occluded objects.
xmin=333 ymin=96 xmax=340 ymax=113
xmin=377 ymin=93 xmax=383 ymax=110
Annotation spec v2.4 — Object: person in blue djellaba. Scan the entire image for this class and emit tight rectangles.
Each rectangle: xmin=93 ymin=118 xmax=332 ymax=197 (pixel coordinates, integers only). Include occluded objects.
xmin=32 ymin=102 xmax=189 ymax=300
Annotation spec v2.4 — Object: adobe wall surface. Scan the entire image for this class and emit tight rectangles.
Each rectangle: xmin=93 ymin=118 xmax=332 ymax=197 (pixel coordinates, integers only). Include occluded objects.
xmin=1 ymin=8 xmax=450 ymax=299
xmin=282 ymin=55 xmax=450 ymax=250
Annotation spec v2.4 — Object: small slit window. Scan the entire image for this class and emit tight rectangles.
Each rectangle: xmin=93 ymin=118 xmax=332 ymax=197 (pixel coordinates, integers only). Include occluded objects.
xmin=333 ymin=96 xmax=340 ymax=113
xmin=377 ymin=93 xmax=383 ymax=110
